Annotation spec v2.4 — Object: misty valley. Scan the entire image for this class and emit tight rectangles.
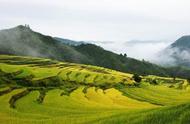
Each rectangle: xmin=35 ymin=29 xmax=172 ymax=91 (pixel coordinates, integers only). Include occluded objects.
xmin=0 ymin=25 xmax=189 ymax=124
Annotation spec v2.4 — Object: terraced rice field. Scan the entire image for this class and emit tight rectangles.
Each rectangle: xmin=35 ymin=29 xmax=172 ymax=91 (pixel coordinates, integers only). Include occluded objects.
xmin=0 ymin=55 xmax=190 ymax=124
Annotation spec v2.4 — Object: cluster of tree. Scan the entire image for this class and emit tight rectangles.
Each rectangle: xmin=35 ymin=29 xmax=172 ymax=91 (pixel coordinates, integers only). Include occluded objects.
xmin=15 ymin=76 xmax=62 ymax=87
xmin=119 ymin=53 xmax=127 ymax=58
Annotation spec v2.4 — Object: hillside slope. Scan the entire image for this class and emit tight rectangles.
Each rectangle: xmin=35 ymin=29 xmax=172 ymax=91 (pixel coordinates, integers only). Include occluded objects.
xmin=75 ymin=44 xmax=168 ymax=76
xmin=0 ymin=25 xmax=88 ymax=63
xmin=0 ymin=55 xmax=190 ymax=124
xmin=54 ymin=37 xmax=86 ymax=46
xmin=0 ymin=25 xmax=190 ymax=78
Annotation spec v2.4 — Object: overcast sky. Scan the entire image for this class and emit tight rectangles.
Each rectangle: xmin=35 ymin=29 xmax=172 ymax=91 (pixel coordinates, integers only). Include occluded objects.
xmin=0 ymin=0 xmax=190 ymax=60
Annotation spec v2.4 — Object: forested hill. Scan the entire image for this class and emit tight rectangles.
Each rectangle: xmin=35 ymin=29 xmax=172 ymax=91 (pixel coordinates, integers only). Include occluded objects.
xmin=0 ymin=25 xmax=190 ymax=78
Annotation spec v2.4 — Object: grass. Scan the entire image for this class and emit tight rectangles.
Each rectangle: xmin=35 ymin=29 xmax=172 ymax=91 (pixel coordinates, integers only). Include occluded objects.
xmin=0 ymin=55 xmax=189 ymax=124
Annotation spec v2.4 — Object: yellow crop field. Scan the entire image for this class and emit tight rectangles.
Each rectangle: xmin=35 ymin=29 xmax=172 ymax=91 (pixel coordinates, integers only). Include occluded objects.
xmin=0 ymin=55 xmax=190 ymax=124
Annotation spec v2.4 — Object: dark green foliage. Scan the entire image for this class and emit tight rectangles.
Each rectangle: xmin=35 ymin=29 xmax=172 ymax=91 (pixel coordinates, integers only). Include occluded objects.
xmin=75 ymin=72 xmax=81 ymax=78
xmin=9 ymin=89 xmax=30 ymax=108
xmin=132 ymin=74 xmax=142 ymax=83
xmin=168 ymin=85 xmax=175 ymax=88
xmin=65 ymin=71 xmax=72 ymax=80
xmin=82 ymin=86 xmax=90 ymax=94
xmin=75 ymin=44 xmax=190 ymax=78
xmin=166 ymin=66 xmax=190 ymax=79
xmin=0 ymin=25 xmax=190 ymax=79
xmin=124 ymin=53 xmax=127 ymax=57
xmin=14 ymin=74 xmax=35 ymax=86
xmin=0 ymin=25 xmax=88 ymax=63
xmin=187 ymin=78 xmax=190 ymax=83
xmin=0 ymin=69 xmax=21 ymax=85
xmin=60 ymin=92 xmax=66 ymax=96
xmin=97 ymin=83 xmax=112 ymax=90
xmin=0 ymin=67 xmax=63 ymax=88
xmin=0 ymin=25 xmax=171 ymax=77
xmin=32 ymin=76 xmax=62 ymax=87
xmin=37 ymin=89 xmax=47 ymax=104
xmin=134 ymin=82 xmax=141 ymax=87
xmin=60 ymin=81 xmax=80 ymax=96
xmin=151 ymin=79 xmax=158 ymax=85
xmin=0 ymin=87 xmax=16 ymax=96
xmin=113 ymin=82 xmax=126 ymax=89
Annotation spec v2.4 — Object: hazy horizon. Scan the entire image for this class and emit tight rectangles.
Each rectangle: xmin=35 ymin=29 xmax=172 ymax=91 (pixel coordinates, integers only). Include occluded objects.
xmin=1 ymin=0 xmax=190 ymax=41
xmin=0 ymin=24 xmax=175 ymax=63
xmin=1 ymin=0 xmax=190 ymax=62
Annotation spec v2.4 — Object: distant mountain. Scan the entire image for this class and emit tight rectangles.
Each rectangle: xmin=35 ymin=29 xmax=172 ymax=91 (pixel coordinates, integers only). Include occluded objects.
xmin=158 ymin=36 xmax=190 ymax=67
xmin=171 ymin=35 xmax=190 ymax=49
xmin=54 ymin=37 xmax=87 ymax=46
xmin=0 ymin=25 xmax=189 ymax=78
xmin=0 ymin=25 xmax=88 ymax=63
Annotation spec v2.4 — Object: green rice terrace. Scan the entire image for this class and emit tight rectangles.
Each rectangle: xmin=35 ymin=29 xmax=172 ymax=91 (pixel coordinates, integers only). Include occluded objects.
xmin=0 ymin=55 xmax=190 ymax=124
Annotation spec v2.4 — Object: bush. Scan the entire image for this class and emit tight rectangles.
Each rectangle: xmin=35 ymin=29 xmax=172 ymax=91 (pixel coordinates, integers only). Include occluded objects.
xmin=151 ymin=79 xmax=158 ymax=85
xmin=113 ymin=82 xmax=126 ymax=89
xmin=37 ymin=89 xmax=46 ymax=104
xmin=187 ymin=78 xmax=190 ymax=83
xmin=132 ymin=74 xmax=142 ymax=83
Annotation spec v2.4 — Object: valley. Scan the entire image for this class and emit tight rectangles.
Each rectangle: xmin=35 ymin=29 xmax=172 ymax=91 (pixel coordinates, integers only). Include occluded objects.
xmin=1 ymin=0 xmax=190 ymax=123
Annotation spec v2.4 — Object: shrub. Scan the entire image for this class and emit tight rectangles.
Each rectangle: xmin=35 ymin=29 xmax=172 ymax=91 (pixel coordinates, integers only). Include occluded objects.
xmin=132 ymin=74 xmax=142 ymax=83
xmin=37 ymin=89 xmax=46 ymax=104
xmin=168 ymin=85 xmax=174 ymax=88
xmin=187 ymin=78 xmax=190 ymax=83
xmin=151 ymin=79 xmax=158 ymax=85
xmin=113 ymin=82 xmax=126 ymax=89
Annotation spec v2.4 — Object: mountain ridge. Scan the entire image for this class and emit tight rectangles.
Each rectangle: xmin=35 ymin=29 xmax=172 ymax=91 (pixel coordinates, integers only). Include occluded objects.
xmin=171 ymin=35 xmax=190 ymax=49
xmin=54 ymin=37 xmax=87 ymax=46
xmin=158 ymin=35 xmax=190 ymax=67
xmin=0 ymin=25 xmax=190 ymax=78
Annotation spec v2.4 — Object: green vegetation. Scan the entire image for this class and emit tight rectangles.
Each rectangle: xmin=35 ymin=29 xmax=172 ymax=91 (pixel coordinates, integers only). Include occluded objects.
xmin=1 ymin=25 xmax=190 ymax=79
xmin=0 ymin=55 xmax=190 ymax=124
xmin=132 ymin=74 xmax=142 ymax=83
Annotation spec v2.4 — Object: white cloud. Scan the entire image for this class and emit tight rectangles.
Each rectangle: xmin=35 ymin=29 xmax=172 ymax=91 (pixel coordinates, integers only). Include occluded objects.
xmin=0 ymin=0 xmax=190 ymax=41
xmin=0 ymin=0 xmax=190 ymax=60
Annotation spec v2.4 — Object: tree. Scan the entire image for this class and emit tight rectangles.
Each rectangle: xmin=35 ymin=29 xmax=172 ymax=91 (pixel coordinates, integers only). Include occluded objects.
xmin=173 ymin=76 xmax=176 ymax=83
xmin=187 ymin=78 xmax=190 ymax=83
xmin=124 ymin=53 xmax=127 ymax=57
xmin=132 ymin=74 xmax=142 ymax=83
xmin=151 ymin=79 xmax=158 ymax=85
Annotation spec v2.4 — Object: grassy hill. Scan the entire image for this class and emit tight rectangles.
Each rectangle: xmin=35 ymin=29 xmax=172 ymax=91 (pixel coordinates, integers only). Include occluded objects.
xmin=0 ymin=55 xmax=190 ymax=124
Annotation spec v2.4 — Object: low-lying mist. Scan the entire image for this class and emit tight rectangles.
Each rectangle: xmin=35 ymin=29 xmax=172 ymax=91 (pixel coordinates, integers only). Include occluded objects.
xmin=90 ymin=40 xmax=170 ymax=58
xmin=92 ymin=39 xmax=190 ymax=67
